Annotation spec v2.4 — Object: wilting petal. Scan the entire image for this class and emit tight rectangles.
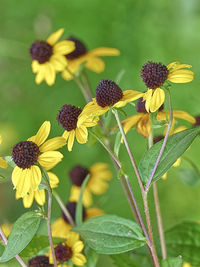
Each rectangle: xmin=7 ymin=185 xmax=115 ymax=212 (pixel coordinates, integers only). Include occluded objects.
xmin=136 ymin=114 xmax=151 ymax=138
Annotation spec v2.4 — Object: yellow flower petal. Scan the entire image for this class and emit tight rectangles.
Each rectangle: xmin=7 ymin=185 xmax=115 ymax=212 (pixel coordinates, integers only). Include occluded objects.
xmin=35 ymin=189 xmax=46 ymax=206
xmin=35 ymin=66 xmax=45 ymax=84
xmin=53 ymin=40 xmax=75 ymax=55
xmin=66 ymin=232 xmax=79 ymax=247
xmin=85 ymin=208 xmax=104 ymax=220
xmin=173 ymin=157 xmax=181 ymax=167
xmin=12 ymin=167 xmax=31 ymax=197
xmin=32 ymin=60 xmax=40 ymax=73
xmin=67 ymin=131 xmax=75 ymax=151
xmin=38 ymin=151 xmax=63 ymax=170
xmin=29 ymin=165 xmax=42 ymax=191
xmin=62 ymin=131 xmax=70 ymax=140
xmin=89 ymin=47 xmax=120 ymax=56
xmin=39 ymin=137 xmax=66 ymax=152
xmin=34 ymin=121 xmax=50 ymax=147
xmin=168 ymin=70 xmax=194 ymax=83
xmin=173 ymin=125 xmax=187 ymax=134
xmin=149 ymin=88 xmax=165 ymax=113
xmin=62 ymin=69 xmax=73 ymax=81
xmin=47 ymin=171 xmax=59 ymax=188
xmin=51 ymin=218 xmax=72 ymax=238
xmin=173 ymin=110 xmax=196 ymax=123
xmin=75 ymin=126 xmax=88 ymax=144
xmin=50 ymin=54 xmax=67 ymax=71
xmin=136 ymin=114 xmax=151 ymax=138
xmin=85 ymin=57 xmax=105 ymax=73
xmin=46 ymin=28 xmax=64 ymax=46
xmin=122 ymin=113 xmax=143 ymax=135
xmin=167 ymin=61 xmax=180 ymax=70
xmin=69 ymin=185 xmax=93 ymax=207
xmin=22 ymin=191 xmax=34 ymax=208
xmin=0 ymin=157 xmax=7 ymax=168
xmin=114 ymin=90 xmax=144 ymax=108
xmin=72 ymin=241 xmax=84 ymax=253
xmin=72 ymin=253 xmax=87 ymax=266
xmin=44 ymin=63 xmax=56 ymax=86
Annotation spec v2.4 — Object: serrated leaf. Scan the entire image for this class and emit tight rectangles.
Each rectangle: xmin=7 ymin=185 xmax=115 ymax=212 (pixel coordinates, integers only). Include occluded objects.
xmin=0 ymin=212 xmax=41 ymax=262
xmin=161 ymin=257 xmax=183 ymax=267
xmin=179 ymin=169 xmax=200 ymax=186
xmin=75 ymin=174 xmax=90 ymax=227
xmin=111 ymin=253 xmax=143 ymax=267
xmin=19 ymin=235 xmax=64 ymax=257
xmin=139 ymin=127 xmax=200 ymax=186
xmin=165 ymin=222 xmax=200 ymax=265
xmin=73 ymin=215 xmax=146 ymax=254
xmin=114 ymin=131 xmax=122 ymax=157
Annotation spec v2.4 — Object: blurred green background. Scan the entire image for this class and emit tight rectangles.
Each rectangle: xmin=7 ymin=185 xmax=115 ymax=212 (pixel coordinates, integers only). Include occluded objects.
xmin=1 ymin=0 xmax=200 ymax=266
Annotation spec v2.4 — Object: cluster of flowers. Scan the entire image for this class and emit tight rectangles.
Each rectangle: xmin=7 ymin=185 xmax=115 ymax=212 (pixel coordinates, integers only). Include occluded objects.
xmin=0 ymin=27 xmax=197 ymax=266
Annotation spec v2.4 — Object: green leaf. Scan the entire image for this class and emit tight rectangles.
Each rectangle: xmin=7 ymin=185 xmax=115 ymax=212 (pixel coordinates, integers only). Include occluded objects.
xmin=114 ymin=131 xmax=122 ymax=157
xmin=165 ymin=221 xmax=200 ymax=265
xmin=19 ymin=235 xmax=64 ymax=257
xmin=4 ymin=156 xmax=16 ymax=168
xmin=75 ymin=174 xmax=90 ymax=227
xmin=139 ymin=127 xmax=200 ymax=186
xmin=83 ymin=246 xmax=99 ymax=267
xmin=0 ymin=212 xmax=41 ymax=262
xmin=179 ymin=168 xmax=200 ymax=186
xmin=111 ymin=253 xmax=143 ymax=267
xmin=73 ymin=215 xmax=146 ymax=254
xmin=161 ymin=257 xmax=183 ymax=267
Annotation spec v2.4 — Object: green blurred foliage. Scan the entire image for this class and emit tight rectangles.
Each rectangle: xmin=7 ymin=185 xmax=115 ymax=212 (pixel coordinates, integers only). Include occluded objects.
xmin=0 ymin=0 xmax=200 ymax=266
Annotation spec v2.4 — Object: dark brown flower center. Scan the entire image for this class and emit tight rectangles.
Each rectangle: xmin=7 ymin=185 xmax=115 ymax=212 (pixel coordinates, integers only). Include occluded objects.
xmin=65 ymin=36 xmax=87 ymax=59
xmin=30 ymin=41 xmax=53 ymax=64
xmin=62 ymin=201 xmax=86 ymax=224
xmin=12 ymin=141 xmax=40 ymax=169
xmin=55 ymin=243 xmax=73 ymax=263
xmin=96 ymin=79 xmax=123 ymax=107
xmin=28 ymin=255 xmax=53 ymax=267
xmin=69 ymin=165 xmax=90 ymax=186
xmin=193 ymin=116 xmax=200 ymax=127
xmin=136 ymin=98 xmax=147 ymax=113
xmin=141 ymin=61 xmax=168 ymax=89
xmin=57 ymin=104 xmax=82 ymax=131
xmin=153 ymin=136 xmax=164 ymax=144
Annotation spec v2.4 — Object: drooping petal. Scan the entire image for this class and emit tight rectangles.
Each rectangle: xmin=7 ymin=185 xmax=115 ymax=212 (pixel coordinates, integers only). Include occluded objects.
xmin=29 ymin=165 xmax=42 ymax=191
xmin=85 ymin=56 xmax=105 ymax=73
xmin=122 ymin=114 xmax=143 ymax=135
xmin=67 ymin=131 xmax=75 ymax=151
xmin=168 ymin=69 xmax=194 ymax=83
xmin=38 ymin=151 xmax=63 ymax=170
xmin=69 ymin=185 xmax=93 ymax=207
xmin=39 ymin=137 xmax=66 ymax=152
xmin=22 ymin=191 xmax=34 ymax=208
xmin=72 ymin=241 xmax=84 ymax=253
xmin=173 ymin=110 xmax=196 ymax=123
xmin=34 ymin=121 xmax=50 ymax=146
xmin=143 ymin=89 xmax=153 ymax=113
xmin=53 ymin=40 xmax=75 ymax=55
xmin=51 ymin=218 xmax=72 ymax=238
xmin=31 ymin=60 xmax=40 ymax=73
xmin=136 ymin=114 xmax=151 ymax=138
xmin=89 ymin=47 xmax=120 ymax=56
xmin=149 ymin=88 xmax=165 ymax=113
xmin=35 ymin=189 xmax=46 ymax=206
xmin=46 ymin=28 xmax=64 ymax=46
xmin=12 ymin=167 xmax=31 ymax=197
xmin=50 ymin=54 xmax=67 ymax=71
xmin=47 ymin=171 xmax=59 ymax=188
xmin=114 ymin=90 xmax=144 ymax=108
xmin=35 ymin=66 xmax=45 ymax=84
xmin=44 ymin=63 xmax=56 ymax=86
xmin=75 ymin=127 xmax=88 ymax=144
xmin=62 ymin=130 xmax=70 ymax=140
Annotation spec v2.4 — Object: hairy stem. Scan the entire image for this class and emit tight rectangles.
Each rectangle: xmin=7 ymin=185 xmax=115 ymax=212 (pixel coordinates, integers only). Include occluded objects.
xmin=145 ymin=89 xmax=173 ymax=191
xmin=0 ymin=227 xmax=27 ymax=267
xmin=53 ymin=190 xmax=75 ymax=227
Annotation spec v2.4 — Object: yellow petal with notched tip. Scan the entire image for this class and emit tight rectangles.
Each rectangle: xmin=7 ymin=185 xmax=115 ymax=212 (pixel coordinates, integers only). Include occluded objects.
xmin=34 ymin=121 xmax=50 ymax=146
xmin=46 ymin=28 xmax=64 ymax=46
xmin=38 ymin=151 xmax=63 ymax=170
xmin=89 ymin=47 xmax=120 ymax=56
xmin=149 ymin=88 xmax=165 ymax=113
xmin=40 ymin=137 xmax=66 ymax=152
xmin=85 ymin=57 xmax=105 ymax=73
xmin=67 ymin=130 xmax=75 ymax=151
xmin=75 ymin=126 xmax=88 ymax=144
xmin=12 ymin=167 xmax=31 ymax=197
xmin=35 ymin=189 xmax=46 ymax=206
xmin=53 ymin=40 xmax=75 ymax=55
xmin=23 ymin=191 xmax=34 ymax=208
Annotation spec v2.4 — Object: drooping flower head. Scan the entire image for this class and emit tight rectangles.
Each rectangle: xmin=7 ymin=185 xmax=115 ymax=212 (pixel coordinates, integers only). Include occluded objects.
xmin=0 ymin=136 xmax=7 ymax=169
xmin=28 ymin=255 xmax=53 ymax=267
xmin=62 ymin=36 xmax=120 ymax=80
xmin=69 ymin=163 xmax=112 ymax=207
xmin=30 ymin=28 xmax=75 ymax=86
xmin=57 ymin=104 xmax=98 ymax=151
xmin=81 ymin=79 xmax=144 ymax=118
xmin=11 ymin=121 xmax=66 ymax=198
xmin=141 ymin=61 xmax=194 ymax=112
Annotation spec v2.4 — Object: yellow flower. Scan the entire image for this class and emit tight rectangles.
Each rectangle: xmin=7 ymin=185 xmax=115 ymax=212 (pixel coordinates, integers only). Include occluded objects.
xmin=80 ymin=79 xmax=144 ymax=119
xmin=69 ymin=163 xmax=112 ymax=207
xmin=182 ymin=263 xmax=192 ymax=267
xmin=0 ymin=136 xmax=7 ymax=169
xmin=141 ymin=61 xmax=194 ymax=112
xmin=16 ymin=171 xmax=59 ymax=208
xmin=121 ymin=98 xmax=195 ymax=138
xmin=57 ymin=104 xmax=98 ymax=151
xmin=11 ymin=121 xmax=66 ymax=198
xmin=0 ymin=223 xmax=12 ymax=238
xmin=62 ymin=36 xmax=120 ymax=80
xmin=30 ymin=28 xmax=75 ymax=86
xmin=49 ymin=231 xmax=86 ymax=266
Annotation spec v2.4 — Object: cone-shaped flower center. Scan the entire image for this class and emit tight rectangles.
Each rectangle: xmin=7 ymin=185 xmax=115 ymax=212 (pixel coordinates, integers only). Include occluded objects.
xmin=153 ymin=136 xmax=164 ymax=144
xmin=28 ymin=255 xmax=52 ymax=267
xmin=12 ymin=141 xmax=40 ymax=169
xmin=62 ymin=201 xmax=86 ymax=224
xmin=193 ymin=116 xmax=200 ymax=127
xmin=96 ymin=79 xmax=123 ymax=107
xmin=57 ymin=105 xmax=82 ymax=131
xmin=55 ymin=243 xmax=72 ymax=263
xmin=69 ymin=165 xmax=90 ymax=186
xmin=30 ymin=41 xmax=53 ymax=64
xmin=141 ymin=61 xmax=168 ymax=89
xmin=65 ymin=36 xmax=87 ymax=59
